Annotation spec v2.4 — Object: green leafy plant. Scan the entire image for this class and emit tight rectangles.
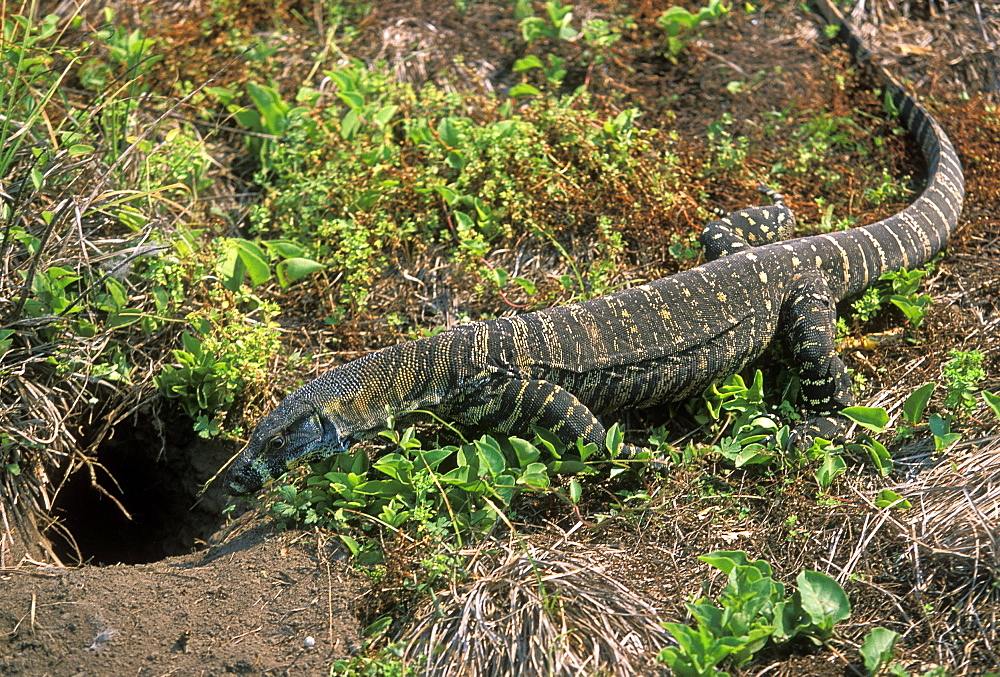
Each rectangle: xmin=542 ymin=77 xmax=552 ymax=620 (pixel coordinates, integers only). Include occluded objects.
xmin=860 ymin=627 xmax=900 ymax=675
xmin=941 ymin=349 xmax=985 ymax=416
xmin=849 ymin=268 xmax=932 ymax=330
xmin=242 ymin=61 xmax=677 ymax=308
xmin=155 ymin=303 xmax=280 ymax=435
xmin=884 ymin=269 xmax=933 ymax=329
xmin=217 ymin=237 xmax=325 ymax=292
xmin=520 ymin=0 xmax=579 ymax=44
xmin=700 ymin=370 xmax=780 ymax=468
xmin=851 ymin=287 xmax=883 ymax=323
xmin=892 ymin=381 xmax=963 ymax=451
xmin=266 ymin=424 xmax=636 ymax=560
xmin=658 ymin=0 xmax=729 ymax=61
xmin=659 ymin=551 xmax=851 ymax=676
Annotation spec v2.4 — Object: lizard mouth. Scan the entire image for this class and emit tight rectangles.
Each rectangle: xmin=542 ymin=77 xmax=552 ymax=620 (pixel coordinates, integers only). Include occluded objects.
xmin=225 ymin=461 xmax=267 ymax=495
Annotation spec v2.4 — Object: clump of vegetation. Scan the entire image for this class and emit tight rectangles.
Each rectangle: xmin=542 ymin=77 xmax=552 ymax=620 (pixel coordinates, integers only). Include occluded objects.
xmin=659 ymin=550 xmax=851 ymax=676
xmin=239 ymin=66 xmax=680 ymax=308
xmin=267 ymin=422 xmax=642 ymax=563
xmin=0 ymin=4 xmax=317 ymax=555
xmin=658 ymin=0 xmax=730 ymax=62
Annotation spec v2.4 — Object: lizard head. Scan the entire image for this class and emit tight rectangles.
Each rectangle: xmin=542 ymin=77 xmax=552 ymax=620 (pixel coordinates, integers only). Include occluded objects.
xmin=224 ymin=394 xmax=351 ymax=495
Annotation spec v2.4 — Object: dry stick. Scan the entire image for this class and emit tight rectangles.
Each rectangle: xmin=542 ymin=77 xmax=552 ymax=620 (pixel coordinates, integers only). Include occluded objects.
xmin=325 ymin=560 xmax=335 ymax=646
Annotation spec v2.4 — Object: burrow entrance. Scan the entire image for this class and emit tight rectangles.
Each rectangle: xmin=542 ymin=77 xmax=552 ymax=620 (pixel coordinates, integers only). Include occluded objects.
xmin=47 ymin=414 xmax=235 ymax=566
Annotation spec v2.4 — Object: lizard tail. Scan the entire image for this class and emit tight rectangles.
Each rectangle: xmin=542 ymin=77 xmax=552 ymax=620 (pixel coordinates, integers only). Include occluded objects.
xmin=812 ymin=0 xmax=964 ymax=300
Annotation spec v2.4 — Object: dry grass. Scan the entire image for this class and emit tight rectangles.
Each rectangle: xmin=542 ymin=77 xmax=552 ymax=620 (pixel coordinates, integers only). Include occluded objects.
xmin=400 ymin=533 xmax=670 ymax=676
xmin=844 ymin=0 xmax=1000 ymax=102
xmin=0 ymin=150 xmax=161 ymax=565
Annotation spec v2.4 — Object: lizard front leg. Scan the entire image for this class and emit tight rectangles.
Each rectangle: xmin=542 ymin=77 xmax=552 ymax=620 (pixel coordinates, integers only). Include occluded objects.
xmin=701 ymin=185 xmax=797 ymax=260
xmin=452 ymin=378 xmax=647 ymax=458
xmin=780 ymin=270 xmax=855 ymax=447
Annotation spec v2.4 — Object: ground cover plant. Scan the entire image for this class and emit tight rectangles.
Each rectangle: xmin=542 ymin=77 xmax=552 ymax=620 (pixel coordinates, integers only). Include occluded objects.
xmin=2 ymin=1 xmax=1000 ymax=675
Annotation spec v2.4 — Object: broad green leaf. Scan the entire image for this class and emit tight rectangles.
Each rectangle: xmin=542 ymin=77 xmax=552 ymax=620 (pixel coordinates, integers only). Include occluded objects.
xmin=814 ymin=451 xmax=846 ymax=489
xmin=509 ymin=437 xmax=540 ymax=467
xmin=518 ymin=462 xmax=550 ymax=490
xmin=531 ymin=426 xmax=564 ymax=458
xmin=864 ymin=438 xmax=892 ymax=477
xmin=513 ymin=55 xmax=544 ymax=71
xmin=276 ymin=257 xmax=324 ymax=287
xmin=929 ymin=413 xmax=962 ymax=450
xmin=508 ymin=83 xmax=541 ymax=98
xmin=902 ymin=382 xmax=936 ymax=424
xmin=339 ymin=534 xmax=360 ymax=557
xmin=698 ymin=550 xmax=753 ymax=576
xmin=568 ymin=478 xmax=582 ymax=504
xmin=372 ymin=454 xmax=413 ymax=482
xmin=874 ymin=489 xmax=912 ymax=510
xmin=231 ymin=238 xmax=270 ymax=287
xmin=512 ymin=277 xmax=537 ymax=295
xmin=982 ymin=391 xmax=1000 ymax=422
xmin=354 ymin=479 xmax=407 ymax=497
xmin=373 ymin=104 xmax=398 ymax=128
xmin=842 ymin=406 xmax=889 ymax=433
xmin=733 ymin=444 xmax=773 ymax=467
xmin=605 ymin=423 xmax=623 ymax=456
xmin=860 ymin=627 xmax=900 ymax=676
xmin=261 ymin=239 xmax=305 ymax=258
xmin=474 ymin=436 xmax=507 ymax=478
xmin=796 ymin=570 xmax=850 ymax=634
xmin=246 ymin=82 xmax=290 ymax=135
xmin=434 ymin=185 xmax=458 ymax=205
xmin=341 ymin=108 xmax=360 ymax=139
xmin=437 ymin=116 xmax=461 ymax=147
xmin=336 ymin=89 xmax=365 ymax=111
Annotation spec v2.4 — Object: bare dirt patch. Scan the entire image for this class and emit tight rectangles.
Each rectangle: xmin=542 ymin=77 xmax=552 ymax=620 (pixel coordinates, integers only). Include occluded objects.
xmin=1 ymin=513 xmax=362 ymax=676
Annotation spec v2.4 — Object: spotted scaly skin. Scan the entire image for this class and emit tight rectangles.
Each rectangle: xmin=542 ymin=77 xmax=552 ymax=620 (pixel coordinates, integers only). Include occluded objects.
xmin=225 ymin=2 xmax=964 ymax=495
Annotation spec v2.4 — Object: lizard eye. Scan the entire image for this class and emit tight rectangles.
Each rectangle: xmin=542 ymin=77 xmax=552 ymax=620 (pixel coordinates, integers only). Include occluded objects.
xmin=269 ymin=436 xmax=285 ymax=451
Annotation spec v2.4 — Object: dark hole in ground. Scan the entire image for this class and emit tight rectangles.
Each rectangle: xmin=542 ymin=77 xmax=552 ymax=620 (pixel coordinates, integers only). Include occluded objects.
xmin=48 ymin=413 xmax=234 ymax=566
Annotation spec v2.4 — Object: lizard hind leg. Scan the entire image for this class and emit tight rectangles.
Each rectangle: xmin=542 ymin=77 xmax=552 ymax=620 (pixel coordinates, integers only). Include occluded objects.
xmin=779 ymin=270 xmax=856 ymax=448
xmin=701 ymin=184 xmax=798 ymax=260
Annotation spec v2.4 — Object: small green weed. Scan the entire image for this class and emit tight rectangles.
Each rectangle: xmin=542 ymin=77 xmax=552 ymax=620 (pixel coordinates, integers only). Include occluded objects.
xmin=155 ymin=300 xmax=280 ymax=436
xmin=864 ymin=167 xmax=913 ymax=205
xmin=658 ymin=0 xmax=729 ymax=62
xmin=850 ymin=268 xmax=933 ymax=330
xmin=519 ymin=0 xmax=578 ymax=44
xmin=512 ymin=1 xmax=629 ymax=96
xmin=851 ymin=287 xmax=883 ymax=323
xmin=941 ymin=349 xmax=985 ymax=417
xmin=884 ymin=268 xmax=933 ymax=329
xmin=659 ymin=550 xmax=851 ymax=676
xmin=705 ymin=113 xmax=749 ymax=171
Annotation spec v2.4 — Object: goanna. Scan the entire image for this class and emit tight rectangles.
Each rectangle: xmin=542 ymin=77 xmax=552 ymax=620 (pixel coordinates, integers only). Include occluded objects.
xmin=225 ymin=0 xmax=964 ymax=495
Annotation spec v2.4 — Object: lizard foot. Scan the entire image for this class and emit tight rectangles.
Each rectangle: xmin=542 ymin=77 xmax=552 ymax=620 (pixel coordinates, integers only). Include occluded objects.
xmin=787 ymin=415 xmax=849 ymax=450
